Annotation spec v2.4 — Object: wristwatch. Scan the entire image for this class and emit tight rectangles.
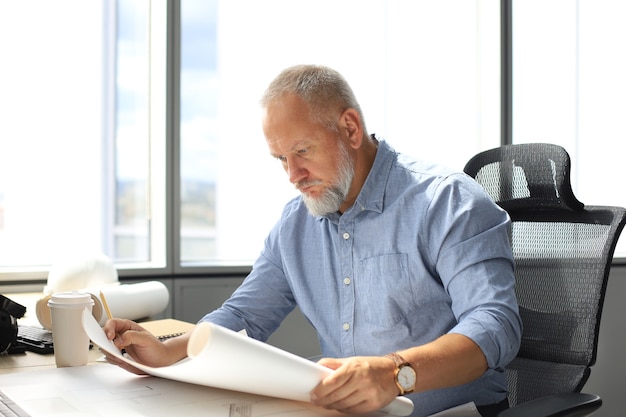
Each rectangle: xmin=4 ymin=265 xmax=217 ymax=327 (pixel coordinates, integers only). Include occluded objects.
xmin=385 ymin=352 xmax=417 ymax=395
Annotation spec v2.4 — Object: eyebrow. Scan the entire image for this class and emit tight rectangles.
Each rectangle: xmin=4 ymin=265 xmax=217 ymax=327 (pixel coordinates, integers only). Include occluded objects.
xmin=270 ymin=140 xmax=313 ymax=158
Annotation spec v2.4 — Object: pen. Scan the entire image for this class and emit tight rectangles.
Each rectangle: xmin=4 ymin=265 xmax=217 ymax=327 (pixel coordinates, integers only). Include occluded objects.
xmin=100 ymin=291 xmax=113 ymax=320
xmin=100 ymin=290 xmax=126 ymax=355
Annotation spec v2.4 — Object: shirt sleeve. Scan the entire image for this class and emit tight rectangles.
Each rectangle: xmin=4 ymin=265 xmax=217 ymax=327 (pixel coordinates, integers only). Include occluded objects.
xmin=425 ymin=173 xmax=522 ymax=370
xmin=198 ymin=218 xmax=297 ymax=342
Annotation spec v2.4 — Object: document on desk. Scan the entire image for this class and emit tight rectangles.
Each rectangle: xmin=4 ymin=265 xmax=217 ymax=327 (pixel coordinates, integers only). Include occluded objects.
xmin=0 ymin=364 xmax=402 ymax=417
xmin=82 ymin=310 xmax=414 ymax=417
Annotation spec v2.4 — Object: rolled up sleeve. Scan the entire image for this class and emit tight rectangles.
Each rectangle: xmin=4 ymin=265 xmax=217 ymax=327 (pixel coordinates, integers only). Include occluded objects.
xmin=428 ymin=174 xmax=522 ymax=370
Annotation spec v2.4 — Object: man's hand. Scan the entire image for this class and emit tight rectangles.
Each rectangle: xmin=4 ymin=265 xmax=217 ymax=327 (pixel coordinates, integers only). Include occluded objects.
xmin=309 ymin=333 xmax=489 ymax=414
xmin=310 ymin=356 xmax=399 ymax=414
xmin=102 ymin=318 xmax=187 ymax=374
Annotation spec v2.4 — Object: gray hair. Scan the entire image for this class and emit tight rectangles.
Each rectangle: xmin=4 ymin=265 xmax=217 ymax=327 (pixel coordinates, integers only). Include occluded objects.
xmin=261 ymin=65 xmax=367 ymax=134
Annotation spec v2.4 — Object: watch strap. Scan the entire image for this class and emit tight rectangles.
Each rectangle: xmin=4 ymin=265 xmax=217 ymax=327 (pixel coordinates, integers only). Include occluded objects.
xmin=385 ymin=352 xmax=407 ymax=367
xmin=385 ymin=352 xmax=416 ymax=395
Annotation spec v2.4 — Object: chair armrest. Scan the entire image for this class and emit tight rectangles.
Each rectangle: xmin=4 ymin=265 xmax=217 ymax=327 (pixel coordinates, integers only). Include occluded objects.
xmin=498 ymin=393 xmax=601 ymax=417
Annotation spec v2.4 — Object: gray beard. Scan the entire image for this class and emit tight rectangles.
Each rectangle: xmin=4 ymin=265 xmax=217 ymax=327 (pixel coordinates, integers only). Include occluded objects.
xmin=302 ymin=144 xmax=355 ymax=217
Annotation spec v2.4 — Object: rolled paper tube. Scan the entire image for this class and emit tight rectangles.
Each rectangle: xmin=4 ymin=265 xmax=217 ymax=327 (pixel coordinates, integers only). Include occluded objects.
xmin=94 ymin=281 xmax=169 ymax=325
xmin=36 ymin=281 xmax=168 ymax=329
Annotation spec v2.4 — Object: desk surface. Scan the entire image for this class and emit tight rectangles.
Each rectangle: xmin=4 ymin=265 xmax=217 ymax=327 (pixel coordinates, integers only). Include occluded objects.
xmin=0 ymin=292 xmax=194 ymax=375
xmin=0 ymin=346 xmax=105 ymax=374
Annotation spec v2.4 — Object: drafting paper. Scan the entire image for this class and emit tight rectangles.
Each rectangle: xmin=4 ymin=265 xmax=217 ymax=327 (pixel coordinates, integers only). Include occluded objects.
xmin=0 ymin=365 xmax=403 ymax=417
xmin=82 ymin=310 xmax=414 ymax=416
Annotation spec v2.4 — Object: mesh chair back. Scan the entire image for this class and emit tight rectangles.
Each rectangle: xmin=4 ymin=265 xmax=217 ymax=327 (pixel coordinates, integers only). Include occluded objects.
xmin=464 ymin=143 xmax=626 ymax=407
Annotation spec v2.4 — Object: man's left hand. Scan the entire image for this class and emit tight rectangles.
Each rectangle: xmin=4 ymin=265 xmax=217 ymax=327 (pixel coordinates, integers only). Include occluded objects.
xmin=310 ymin=356 xmax=399 ymax=414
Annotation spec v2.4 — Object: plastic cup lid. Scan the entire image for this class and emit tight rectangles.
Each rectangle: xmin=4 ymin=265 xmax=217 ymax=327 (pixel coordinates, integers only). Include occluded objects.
xmin=48 ymin=291 xmax=94 ymax=306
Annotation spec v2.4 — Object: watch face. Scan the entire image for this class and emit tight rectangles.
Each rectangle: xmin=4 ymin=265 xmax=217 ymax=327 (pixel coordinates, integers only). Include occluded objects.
xmin=398 ymin=365 xmax=416 ymax=390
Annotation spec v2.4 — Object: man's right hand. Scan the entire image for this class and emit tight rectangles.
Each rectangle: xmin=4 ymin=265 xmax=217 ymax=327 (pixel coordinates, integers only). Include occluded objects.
xmin=102 ymin=318 xmax=190 ymax=374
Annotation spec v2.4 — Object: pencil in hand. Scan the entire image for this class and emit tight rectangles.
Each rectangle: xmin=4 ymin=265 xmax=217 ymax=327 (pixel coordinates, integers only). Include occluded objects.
xmin=100 ymin=291 xmax=113 ymax=320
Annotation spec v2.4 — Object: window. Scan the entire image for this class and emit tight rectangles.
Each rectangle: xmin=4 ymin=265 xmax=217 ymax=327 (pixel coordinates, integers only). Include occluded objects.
xmin=0 ymin=0 xmax=500 ymax=281
xmin=0 ymin=1 xmax=167 ymax=278
xmin=178 ymin=0 xmax=219 ymax=264
xmin=512 ymin=0 xmax=626 ymax=257
xmin=178 ymin=0 xmax=501 ymax=267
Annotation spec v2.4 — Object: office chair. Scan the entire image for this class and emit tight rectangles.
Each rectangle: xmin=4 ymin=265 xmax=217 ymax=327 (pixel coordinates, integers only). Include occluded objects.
xmin=463 ymin=143 xmax=626 ymax=417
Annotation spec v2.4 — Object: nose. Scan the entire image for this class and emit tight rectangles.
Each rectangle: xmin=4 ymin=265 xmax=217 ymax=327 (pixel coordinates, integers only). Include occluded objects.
xmin=285 ymin=156 xmax=307 ymax=185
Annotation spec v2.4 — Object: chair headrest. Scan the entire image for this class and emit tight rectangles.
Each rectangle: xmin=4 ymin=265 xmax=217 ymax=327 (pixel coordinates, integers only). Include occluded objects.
xmin=464 ymin=143 xmax=584 ymax=212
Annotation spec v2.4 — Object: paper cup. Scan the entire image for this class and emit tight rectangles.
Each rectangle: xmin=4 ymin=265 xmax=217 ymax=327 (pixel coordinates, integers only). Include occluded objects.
xmin=37 ymin=292 xmax=103 ymax=331
xmin=48 ymin=291 xmax=94 ymax=367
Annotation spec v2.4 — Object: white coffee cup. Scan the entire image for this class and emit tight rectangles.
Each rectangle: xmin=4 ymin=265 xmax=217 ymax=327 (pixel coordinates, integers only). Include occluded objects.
xmin=47 ymin=291 xmax=94 ymax=367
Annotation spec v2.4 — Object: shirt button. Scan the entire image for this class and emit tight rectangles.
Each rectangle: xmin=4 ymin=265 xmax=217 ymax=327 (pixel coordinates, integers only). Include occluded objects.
xmin=343 ymin=323 xmax=350 ymax=331
xmin=342 ymin=232 xmax=350 ymax=240
xmin=343 ymin=277 xmax=351 ymax=285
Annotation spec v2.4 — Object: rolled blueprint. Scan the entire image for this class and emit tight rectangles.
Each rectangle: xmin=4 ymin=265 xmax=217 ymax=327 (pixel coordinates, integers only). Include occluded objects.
xmin=45 ymin=252 xmax=119 ymax=295
xmin=37 ymin=281 xmax=169 ymax=329
xmin=94 ymin=281 xmax=169 ymax=325
xmin=83 ymin=311 xmax=414 ymax=417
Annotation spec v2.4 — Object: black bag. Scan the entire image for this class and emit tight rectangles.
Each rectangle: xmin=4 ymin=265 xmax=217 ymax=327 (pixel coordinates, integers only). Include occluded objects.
xmin=0 ymin=295 xmax=26 ymax=353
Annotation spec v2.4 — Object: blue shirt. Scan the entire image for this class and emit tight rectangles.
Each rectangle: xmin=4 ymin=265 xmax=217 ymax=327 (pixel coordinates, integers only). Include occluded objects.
xmin=201 ymin=139 xmax=522 ymax=416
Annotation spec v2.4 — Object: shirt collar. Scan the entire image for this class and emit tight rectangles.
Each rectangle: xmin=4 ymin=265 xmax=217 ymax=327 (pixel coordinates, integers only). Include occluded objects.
xmin=352 ymin=136 xmax=395 ymax=214
xmin=319 ymin=135 xmax=395 ymax=222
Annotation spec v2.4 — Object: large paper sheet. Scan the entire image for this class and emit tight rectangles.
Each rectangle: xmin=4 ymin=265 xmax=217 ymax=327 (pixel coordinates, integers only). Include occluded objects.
xmin=0 ymin=365 xmax=400 ymax=417
xmin=83 ymin=311 xmax=414 ymax=417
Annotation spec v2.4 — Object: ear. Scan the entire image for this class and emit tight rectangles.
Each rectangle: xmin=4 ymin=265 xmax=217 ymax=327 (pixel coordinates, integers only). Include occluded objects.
xmin=339 ymin=108 xmax=363 ymax=149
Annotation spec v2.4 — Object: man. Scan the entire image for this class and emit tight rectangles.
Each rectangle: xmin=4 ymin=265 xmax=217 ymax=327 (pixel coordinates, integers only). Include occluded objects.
xmin=104 ymin=65 xmax=521 ymax=417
